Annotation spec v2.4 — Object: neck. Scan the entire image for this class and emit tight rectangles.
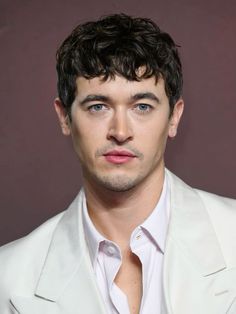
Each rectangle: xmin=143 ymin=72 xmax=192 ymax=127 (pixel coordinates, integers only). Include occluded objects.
xmin=83 ymin=164 xmax=165 ymax=250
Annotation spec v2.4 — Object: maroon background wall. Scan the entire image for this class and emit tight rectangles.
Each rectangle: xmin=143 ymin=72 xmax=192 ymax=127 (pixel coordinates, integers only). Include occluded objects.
xmin=0 ymin=0 xmax=235 ymax=246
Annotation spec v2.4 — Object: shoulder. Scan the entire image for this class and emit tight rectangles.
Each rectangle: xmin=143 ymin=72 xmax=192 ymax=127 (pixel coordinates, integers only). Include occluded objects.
xmin=166 ymin=168 xmax=236 ymax=212
xmin=177 ymin=176 xmax=236 ymax=266
xmin=169 ymin=168 xmax=236 ymax=225
xmin=194 ymin=188 xmax=236 ymax=235
xmin=195 ymin=189 xmax=236 ymax=265
xmin=0 ymin=211 xmax=64 ymax=302
xmin=194 ymin=189 xmax=236 ymax=239
xmin=167 ymin=168 xmax=236 ymax=265
xmin=196 ymin=188 xmax=236 ymax=212
xmin=0 ymin=211 xmax=64 ymax=260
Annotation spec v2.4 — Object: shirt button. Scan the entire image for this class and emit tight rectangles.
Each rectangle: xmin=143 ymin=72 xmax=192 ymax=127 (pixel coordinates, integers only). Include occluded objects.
xmin=136 ymin=234 xmax=142 ymax=240
xmin=105 ymin=245 xmax=116 ymax=256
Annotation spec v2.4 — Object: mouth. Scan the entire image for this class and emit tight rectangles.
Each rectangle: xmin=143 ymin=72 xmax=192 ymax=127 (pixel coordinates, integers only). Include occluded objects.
xmin=103 ymin=150 xmax=136 ymax=164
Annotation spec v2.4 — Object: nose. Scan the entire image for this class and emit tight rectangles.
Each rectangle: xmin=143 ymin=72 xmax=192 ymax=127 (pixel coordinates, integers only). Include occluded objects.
xmin=107 ymin=108 xmax=133 ymax=143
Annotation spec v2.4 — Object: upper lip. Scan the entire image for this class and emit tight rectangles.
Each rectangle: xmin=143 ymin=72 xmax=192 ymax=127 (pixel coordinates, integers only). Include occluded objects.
xmin=103 ymin=149 xmax=136 ymax=157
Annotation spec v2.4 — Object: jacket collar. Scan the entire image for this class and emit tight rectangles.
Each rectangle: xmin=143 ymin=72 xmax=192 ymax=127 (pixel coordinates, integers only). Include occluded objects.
xmin=35 ymin=190 xmax=86 ymax=301
xmin=165 ymin=169 xmax=226 ymax=277
xmin=22 ymin=189 xmax=107 ymax=314
xmin=11 ymin=169 xmax=227 ymax=314
xmin=34 ymin=169 xmax=226 ymax=301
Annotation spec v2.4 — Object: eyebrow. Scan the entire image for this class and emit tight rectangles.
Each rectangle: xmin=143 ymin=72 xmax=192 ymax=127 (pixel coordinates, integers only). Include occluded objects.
xmin=131 ymin=92 xmax=160 ymax=104
xmin=80 ymin=94 xmax=110 ymax=105
xmin=79 ymin=92 xmax=160 ymax=106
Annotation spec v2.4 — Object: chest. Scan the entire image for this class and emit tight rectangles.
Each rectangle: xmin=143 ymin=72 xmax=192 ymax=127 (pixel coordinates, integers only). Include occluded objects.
xmin=95 ymin=244 xmax=164 ymax=313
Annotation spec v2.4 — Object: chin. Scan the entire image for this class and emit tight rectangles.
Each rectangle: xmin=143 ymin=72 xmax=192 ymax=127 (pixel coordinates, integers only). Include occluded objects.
xmin=94 ymin=174 xmax=143 ymax=192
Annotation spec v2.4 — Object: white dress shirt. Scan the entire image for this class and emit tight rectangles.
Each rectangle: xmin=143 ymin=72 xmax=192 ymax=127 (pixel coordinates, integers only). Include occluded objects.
xmin=82 ymin=175 xmax=170 ymax=314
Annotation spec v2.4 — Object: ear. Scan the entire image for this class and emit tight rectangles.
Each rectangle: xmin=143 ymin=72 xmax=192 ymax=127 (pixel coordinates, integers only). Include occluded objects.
xmin=168 ymin=98 xmax=184 ymax=138
xmin=54 ymin=98 xmax=71 ymax=136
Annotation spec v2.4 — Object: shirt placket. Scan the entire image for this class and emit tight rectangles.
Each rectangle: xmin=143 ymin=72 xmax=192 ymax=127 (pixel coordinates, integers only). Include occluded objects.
xmin=130 ymin=227 xmax=152 ymax=313
xmin=101 ymin=241 xmax=130 ymax=314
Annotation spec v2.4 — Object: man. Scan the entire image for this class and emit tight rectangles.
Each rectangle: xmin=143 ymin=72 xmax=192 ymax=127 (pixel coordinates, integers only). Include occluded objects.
xmin=0 ymin=13 xmax=235 ymax=314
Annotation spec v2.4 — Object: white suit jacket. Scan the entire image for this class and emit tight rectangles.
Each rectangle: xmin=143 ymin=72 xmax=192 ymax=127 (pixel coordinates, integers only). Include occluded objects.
xmin=0 ymin=169 xmax=236 ymax=314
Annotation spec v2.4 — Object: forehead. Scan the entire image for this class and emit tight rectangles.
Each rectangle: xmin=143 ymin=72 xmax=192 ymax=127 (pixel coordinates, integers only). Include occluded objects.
xmin=75 ymin=75 xmax=167 ymax=101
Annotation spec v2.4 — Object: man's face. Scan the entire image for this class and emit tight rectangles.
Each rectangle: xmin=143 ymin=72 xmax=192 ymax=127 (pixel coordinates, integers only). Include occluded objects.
xmin=55 ymin=75 xmax=183 ymax=192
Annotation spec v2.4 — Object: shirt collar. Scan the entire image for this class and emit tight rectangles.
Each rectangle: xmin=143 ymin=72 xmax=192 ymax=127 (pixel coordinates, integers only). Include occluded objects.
xmin=82 ymin=171 xmax=170 ymax=266
xmin=139 ymin=173 xmax=170 ymax=253
xmin=82 ymin=193 xmax=105 ymax=267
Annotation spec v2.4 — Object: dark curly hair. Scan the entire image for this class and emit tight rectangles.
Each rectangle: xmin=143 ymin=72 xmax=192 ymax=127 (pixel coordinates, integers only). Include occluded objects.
xmin=56 ymin=13 xmax=183 ymax=115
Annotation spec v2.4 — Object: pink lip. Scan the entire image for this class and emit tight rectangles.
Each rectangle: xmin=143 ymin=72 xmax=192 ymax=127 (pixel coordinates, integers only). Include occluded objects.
xmin=103 ymin=150 xmax=136 ymax=164
xmin=104 ymin=150 xmax=135 ymax=157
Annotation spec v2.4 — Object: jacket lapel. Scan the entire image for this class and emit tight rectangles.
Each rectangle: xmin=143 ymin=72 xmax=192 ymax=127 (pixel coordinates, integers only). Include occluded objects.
xmin=166 ymin=169 xmax=226 ymax=276
xmin=11 ymin=190 xmax=107 ymax=314
xmin=162 ymin=170 xmax=235 ymax=314
xmin=10 ymin=169 xmax=235 ymax=314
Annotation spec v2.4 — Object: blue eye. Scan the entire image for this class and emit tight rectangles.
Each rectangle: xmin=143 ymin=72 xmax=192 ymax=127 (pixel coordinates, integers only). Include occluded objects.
xmin=136 ymin=104 xmax=152 ymax=112
xmin=89 ymin=104 xmax=105 ymax=112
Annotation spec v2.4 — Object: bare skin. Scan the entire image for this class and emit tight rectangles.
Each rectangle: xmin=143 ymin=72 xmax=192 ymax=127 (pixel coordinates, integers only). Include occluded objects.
xmin=114 ymin=249 xmax=143 ymax=314
xmin=55 ymin=75 xmax=184 ymax=312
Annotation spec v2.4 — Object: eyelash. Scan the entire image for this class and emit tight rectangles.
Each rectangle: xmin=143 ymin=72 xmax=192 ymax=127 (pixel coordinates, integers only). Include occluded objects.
xmin=135 ymin=103 xmax=152 ymax=113
xmin=87 ymin=103 xmax=153 ymax=114
xmin=88 ymin=104 xmax=107 ymax=112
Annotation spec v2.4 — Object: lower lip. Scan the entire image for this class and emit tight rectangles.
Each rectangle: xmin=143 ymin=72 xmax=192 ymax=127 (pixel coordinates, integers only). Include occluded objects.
xmin=104 ymin=155 xmax=135 ymax=164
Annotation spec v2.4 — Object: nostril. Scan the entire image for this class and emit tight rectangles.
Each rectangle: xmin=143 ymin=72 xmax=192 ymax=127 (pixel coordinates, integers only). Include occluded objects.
xmin=107 ymin=127 xmax=133 ymax=143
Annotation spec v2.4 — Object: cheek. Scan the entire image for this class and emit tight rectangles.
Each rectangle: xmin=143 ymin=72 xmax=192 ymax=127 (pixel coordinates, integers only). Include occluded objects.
xmin=137 ymin=118 xmax=169 ymax=147
xmin=135 ymin=121 xmax=169 ymax=163
xmin=70 ymin=118 xmax=106 ymax=157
